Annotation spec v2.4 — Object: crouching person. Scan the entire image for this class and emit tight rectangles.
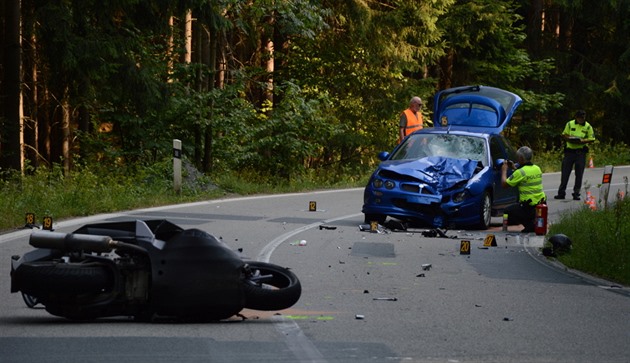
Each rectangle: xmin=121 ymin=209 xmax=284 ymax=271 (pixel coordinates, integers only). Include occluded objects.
xmin=501 ymin=146 xmax=546 ymax=233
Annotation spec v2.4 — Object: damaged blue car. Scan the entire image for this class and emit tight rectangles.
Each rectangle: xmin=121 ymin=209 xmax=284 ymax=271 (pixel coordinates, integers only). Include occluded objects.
xmin=362 ymin=85 xmax=522 ymax=229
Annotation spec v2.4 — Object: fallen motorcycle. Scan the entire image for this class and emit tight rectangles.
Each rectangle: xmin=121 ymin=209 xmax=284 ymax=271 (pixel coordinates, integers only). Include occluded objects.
xmin=10 ymin=219 xmax=301 ymax=321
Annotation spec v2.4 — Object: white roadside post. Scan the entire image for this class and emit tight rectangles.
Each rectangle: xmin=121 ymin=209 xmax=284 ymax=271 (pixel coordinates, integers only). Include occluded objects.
xmin=173 ymin=139 xmax=182 ymax=194
xmin=600 ymin=165 xmax=614 ymax=209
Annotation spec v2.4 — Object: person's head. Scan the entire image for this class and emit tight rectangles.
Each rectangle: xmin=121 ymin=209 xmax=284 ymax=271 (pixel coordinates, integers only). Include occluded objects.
xmin=516 ymin=146 xmax=533 ymax=164
xmin=409 ymin=96 xmax=423 ymax=112
xmin=575 ymin=110 xmax=586 ymax=124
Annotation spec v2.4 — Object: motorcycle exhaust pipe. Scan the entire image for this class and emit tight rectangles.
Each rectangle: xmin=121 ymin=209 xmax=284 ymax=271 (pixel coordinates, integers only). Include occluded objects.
xmin=30 ymin=231 xmax=115 ymax=253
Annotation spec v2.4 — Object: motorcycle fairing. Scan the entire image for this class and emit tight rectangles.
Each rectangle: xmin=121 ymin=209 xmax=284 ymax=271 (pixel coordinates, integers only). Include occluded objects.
xmin=73 ymin=220 xmax=246 ymax=317
xmin=148 ymin=228 xmax=246 ymax=317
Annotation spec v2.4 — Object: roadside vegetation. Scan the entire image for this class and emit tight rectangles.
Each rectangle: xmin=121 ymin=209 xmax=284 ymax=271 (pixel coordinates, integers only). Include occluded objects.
xmin=2 ymin=142 xmax=629 ymax=286
xmin=548 ymin=196 xmax=630 ymax=286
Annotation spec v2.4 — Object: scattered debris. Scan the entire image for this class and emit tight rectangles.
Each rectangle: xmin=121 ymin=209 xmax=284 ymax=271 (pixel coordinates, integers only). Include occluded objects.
xmin=384 ymin=219 xmax=407 ymax=231
xmin=290 ymin=240 xmax=308 ymax=246
xmin=319 ymin=225 xmax=337 ymax=230
xmin=542 ymin=247 xmax=555 ymax=257
xmin=422 ymin=228 xmax=457 ymax=238
xmin=358 ymin=224 xmax=390 ymax=234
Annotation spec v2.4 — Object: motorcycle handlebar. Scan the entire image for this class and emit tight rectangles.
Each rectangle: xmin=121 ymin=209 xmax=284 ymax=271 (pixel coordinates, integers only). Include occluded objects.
xmin=30 ymin=231 xmax=115 ymax=253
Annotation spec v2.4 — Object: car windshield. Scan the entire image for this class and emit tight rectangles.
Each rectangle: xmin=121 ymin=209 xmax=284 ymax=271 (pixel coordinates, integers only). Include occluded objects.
xmin=390 ymin=134 xmax=488 ymax=166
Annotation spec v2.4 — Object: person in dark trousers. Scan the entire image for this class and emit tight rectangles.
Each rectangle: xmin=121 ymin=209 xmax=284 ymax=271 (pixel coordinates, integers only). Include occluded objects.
xmin=501 ymin=146 xmax=546 ymax=233
xmin=554 ymin=110 xmax=596 ymax=200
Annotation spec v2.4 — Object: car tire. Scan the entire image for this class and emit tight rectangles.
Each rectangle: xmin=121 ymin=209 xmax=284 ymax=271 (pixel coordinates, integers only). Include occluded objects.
xmin=475 ymin=191 xmax=492 ymax=229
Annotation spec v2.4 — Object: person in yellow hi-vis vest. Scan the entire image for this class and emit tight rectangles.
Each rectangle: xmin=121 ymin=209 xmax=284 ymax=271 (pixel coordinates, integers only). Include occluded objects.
xmin=501 ymin=146 xmax=546 ymax=233
xmin=554 ymin=110 xmax=596 ymax=201
xmin=398 ymin=96 xmax=423 ymax=144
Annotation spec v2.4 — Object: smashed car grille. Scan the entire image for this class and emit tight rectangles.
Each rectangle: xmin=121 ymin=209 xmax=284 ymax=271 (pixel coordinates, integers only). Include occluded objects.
xmin=392 ymin=198 xmax=440 ymax=214
xmin=401 ymin=184 xmax=419 ymax=193
xmin=400 ymin=183 xmax=435 ymax=194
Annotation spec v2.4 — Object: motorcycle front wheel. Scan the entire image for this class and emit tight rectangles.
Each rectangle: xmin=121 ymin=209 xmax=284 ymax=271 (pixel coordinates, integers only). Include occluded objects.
xmin=242 ymin=261 xmax=301 ymax=311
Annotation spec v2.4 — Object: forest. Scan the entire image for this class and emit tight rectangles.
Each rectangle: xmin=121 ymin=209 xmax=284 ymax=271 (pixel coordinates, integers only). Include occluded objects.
xmin=1 ymin=0 xmax=629 ymax=182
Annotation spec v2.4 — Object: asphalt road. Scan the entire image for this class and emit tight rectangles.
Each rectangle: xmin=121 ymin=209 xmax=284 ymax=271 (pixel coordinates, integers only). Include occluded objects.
xmin=1 ymin=166 xmax=629 ymax=363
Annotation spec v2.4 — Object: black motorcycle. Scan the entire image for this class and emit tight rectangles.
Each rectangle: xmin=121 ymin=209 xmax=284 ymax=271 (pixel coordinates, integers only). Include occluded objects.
xmin=10 ymin=219 xmax=301 ymax=321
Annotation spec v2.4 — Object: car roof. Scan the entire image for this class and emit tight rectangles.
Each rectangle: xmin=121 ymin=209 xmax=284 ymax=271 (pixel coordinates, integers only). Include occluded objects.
xmin=431 ymin=85 xmax=522 ymax=134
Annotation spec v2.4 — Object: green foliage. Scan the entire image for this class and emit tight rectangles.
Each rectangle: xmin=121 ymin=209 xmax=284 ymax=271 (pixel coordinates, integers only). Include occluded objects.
xmin=548 ymin=196 xmax=630 ymax=285
xmin=438 ymin=0 xmax=527 ymax=85
xmin=237 ymin=82 xmax=335 ymax=180
xmin=0 ymin=160 xmax=224 ymax=232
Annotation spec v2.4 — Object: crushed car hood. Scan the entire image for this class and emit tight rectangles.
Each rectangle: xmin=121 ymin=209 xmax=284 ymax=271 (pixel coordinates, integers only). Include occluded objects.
xmin=379 ymin=156 xmax=479 ymax=191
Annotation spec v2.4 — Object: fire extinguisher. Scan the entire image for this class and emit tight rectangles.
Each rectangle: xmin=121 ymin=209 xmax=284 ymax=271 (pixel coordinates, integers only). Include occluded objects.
xmin=535 ymin=202 xmax=548 ymax=236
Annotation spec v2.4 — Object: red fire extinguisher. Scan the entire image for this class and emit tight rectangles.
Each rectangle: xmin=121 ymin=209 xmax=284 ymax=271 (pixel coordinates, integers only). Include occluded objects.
xmin=535 ymin=203 xmax=548 ymax=236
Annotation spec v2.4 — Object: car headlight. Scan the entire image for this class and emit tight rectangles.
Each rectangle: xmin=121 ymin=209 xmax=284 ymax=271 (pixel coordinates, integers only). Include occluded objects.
xmin=384 ymin=180 xmax=395 ymax=189
xmin=373 ymin=179 xmax=383 ymax=188
xmin=452 ymin=190 xmax=469 ymax=203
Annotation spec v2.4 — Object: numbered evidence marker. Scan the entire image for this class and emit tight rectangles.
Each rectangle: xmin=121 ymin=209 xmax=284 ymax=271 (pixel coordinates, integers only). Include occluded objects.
xmin=483 ymin=234 xmax=498 ymax=247
xmin=42 ymin=216 xmax=54 ymax=231
xmin=460 ymin=240 xmax=471 ymax=255
xmin=25 ymin=213 xmax=36 ymax=226
xmin=308 ymin=201 xmax=317 ymax=212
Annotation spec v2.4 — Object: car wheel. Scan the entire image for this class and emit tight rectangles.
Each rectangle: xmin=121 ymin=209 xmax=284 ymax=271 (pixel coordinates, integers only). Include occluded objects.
xmin=364 ymin=213 xmax=386 ymax=224
xmin=476 ymin=191 xmax=492 ymax=229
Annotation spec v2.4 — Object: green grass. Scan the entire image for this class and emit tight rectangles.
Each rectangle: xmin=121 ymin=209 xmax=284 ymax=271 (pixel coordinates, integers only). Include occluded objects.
xmin=0 ymin=161 xmax=228 ymax=233
xmin=1 ymin=142 xmax=629 ymax=285
xmin=547 ymin=196 xmax=630 ymax=286
xmin=534 ymin=142 xmax=630 ymax=285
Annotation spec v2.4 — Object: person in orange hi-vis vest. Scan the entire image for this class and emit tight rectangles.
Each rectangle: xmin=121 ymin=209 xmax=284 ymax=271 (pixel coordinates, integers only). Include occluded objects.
xmin=398 ymin=96 xmax=423 ymax=144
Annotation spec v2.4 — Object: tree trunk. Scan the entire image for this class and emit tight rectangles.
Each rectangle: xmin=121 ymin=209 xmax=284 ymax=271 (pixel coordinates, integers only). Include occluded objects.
xmin=60 ymin=88 xmax=71 ymax=174
xmin=202 ymin=20 xmax=215 ymax=173
xmin=527 ymin=0 xmax=544 ymax=57
xmin=438 ymin=49 xmax=454 ymax=90
xmin=264 ymin=38 xmax=274 ymax=106
xmin=23 ymin=0 xmax=39 ymax=168
xmin=0 ymin=0 xmax=23 ymax=171
xmin=184 ymin=10 xmax=192 ymax=64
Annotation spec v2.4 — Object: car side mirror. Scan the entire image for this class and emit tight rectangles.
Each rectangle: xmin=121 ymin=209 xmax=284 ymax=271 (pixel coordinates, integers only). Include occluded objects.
xmin=377 ymin=151 xmax=389 ymax=161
